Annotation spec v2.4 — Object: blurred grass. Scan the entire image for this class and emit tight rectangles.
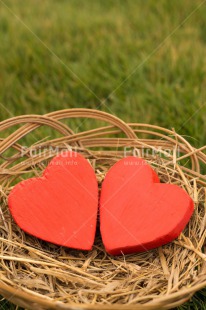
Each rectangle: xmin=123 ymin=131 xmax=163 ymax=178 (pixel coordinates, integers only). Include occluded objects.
xmin=0 ymin=0 xmax=206 ymax=309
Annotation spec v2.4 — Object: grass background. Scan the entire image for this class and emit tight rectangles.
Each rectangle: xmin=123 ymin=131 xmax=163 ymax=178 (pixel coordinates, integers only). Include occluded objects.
xmin=0 ymin=0 xmax=206 ymax=309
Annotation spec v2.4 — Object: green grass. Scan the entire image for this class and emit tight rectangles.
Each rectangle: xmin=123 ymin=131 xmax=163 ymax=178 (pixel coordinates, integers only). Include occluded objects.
xmin=0 ymin=0 xmax=206 ymax=309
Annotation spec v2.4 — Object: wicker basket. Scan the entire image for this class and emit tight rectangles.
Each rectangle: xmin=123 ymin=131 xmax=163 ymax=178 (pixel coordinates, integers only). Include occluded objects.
xmin=0 ymin=108 xmax=206 ymax=310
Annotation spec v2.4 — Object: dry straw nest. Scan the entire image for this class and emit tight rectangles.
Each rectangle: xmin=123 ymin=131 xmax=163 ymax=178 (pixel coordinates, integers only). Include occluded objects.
xmin=0 ymin=108 xmax=206 ymax=310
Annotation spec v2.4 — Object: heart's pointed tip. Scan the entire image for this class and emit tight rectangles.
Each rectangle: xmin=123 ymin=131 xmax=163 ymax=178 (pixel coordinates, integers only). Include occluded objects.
xmin=63 ymin=243 xmax=93 ymax=251
xmin=62 ymin=233 xmax=96 ymax=251
xmin=104 ymin=244 xmax=150 ymax=256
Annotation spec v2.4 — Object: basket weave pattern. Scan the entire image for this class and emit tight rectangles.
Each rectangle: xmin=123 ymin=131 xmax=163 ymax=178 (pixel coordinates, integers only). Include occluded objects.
xmin=0 ymin=109 xmax=206 ymax=310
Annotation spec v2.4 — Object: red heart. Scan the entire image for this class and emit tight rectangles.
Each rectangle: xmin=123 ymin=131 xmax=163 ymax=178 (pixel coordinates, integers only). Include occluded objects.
xmin=100 ymin=157 xmax=194 ymax=255
xmin=8 ymin=151 xmax=98 ymax=250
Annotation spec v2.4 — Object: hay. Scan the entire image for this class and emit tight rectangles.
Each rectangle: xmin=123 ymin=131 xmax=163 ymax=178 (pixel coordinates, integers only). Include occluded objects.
xmin=0 ymin=108 xmax=206 ymax=310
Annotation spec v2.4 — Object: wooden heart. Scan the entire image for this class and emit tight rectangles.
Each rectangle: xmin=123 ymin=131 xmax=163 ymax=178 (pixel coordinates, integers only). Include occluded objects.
xmin=8 ymin=151 xmax=98 ymax=250
xmin=100 ymin=157 xmax=194 ymax=255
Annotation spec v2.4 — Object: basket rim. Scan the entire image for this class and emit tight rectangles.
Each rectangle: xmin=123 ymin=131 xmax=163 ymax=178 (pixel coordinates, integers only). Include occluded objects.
xmin=1 ymin=279 xmax=206 ymax=310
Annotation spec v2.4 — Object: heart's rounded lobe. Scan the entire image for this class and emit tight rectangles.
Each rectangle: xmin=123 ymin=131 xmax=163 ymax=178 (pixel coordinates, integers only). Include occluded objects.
xmin=100 ymin=156 xmax=194 ymax=255
xmin=8 ymin=151 xmax=98 ymax=250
